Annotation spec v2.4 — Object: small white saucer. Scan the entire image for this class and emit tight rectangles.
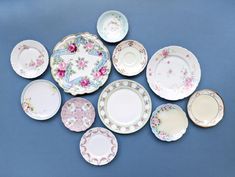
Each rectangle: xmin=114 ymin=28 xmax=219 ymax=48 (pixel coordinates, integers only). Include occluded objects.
xmin=187 ymin=89 xmax=224 ymax=127
xmin=112 ymin=40 xmax=148 ymax=76
xmin=97 ymin=10 xmax=128 ymax=43
xmin=150 ymin=104 xmax=188 ymax=142
xmin=80 ymin=127 xmax=118 ymax=166
xmin=21 ymin=80 xmax=61 ymax=120
xmin=11 ymin=40 xmax=49 ymax=78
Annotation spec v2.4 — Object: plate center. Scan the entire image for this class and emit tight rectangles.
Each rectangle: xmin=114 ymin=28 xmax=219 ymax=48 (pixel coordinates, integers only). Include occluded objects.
xmin=107 ymin=88 xmax=142 ymax=125
xmin=19 ymin=48 xmax=41 ymax=70
xmin=123 ymin=51 xmax=137 ymax=66
xmin=86 ymin=134 xmax=111 ymax=156
xmin=191 ymin=95 xmax=219 ymax=122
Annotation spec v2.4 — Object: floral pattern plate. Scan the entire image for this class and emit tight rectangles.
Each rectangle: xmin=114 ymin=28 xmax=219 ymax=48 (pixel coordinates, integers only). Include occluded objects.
xmin=50 ymin=32 xmax=111 ymax=95
xmin=150 ymin=104 xmax=188 ymax=142
xmin=97 ymin=10 xmax=128 ymax=43
xmin=187 ymin=89 xmax=224 ymax=127
xmin=112 ymin=40 xmax=148 ymax=76
xmin=11 ymin=40 xmax=49 ymax=78
xmin=146 ymin=46 xmax=201 ymax=100
xmin=98 ymin=79 xmax=152 ymax=134
xmin=80 ymin=127 xmax=118 ymax=166
xmin=61 ymin=97 xmax=95 ymax=132
xmin=21 ymin=80 xmax=61 ymax=120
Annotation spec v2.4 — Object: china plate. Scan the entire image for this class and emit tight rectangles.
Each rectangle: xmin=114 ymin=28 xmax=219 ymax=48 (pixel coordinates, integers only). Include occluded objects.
xmin=11 ymin=40 xmax=49 ymax=78
xmin=98 ymin=79 xmax=152 ymax=134
xmin=112 ymin=40 xmax=148 ymax=76
xmin=61 ymin=97 xmax=95 ymax=132
xmin=146 ymin=46 xmax=201 ymax=100
xmin=50 ymin=32 xmax=111 ymax=95
xmin=21 ymin=80 xmax=61 ymax=120
xmin=187 ymin=89 xmax=224 ymax=127
xmin=97 ymin=10 xmax=128 ymax=43
xmin=150 ymin=104 xmax=188 ymax=142
xmin=80 ymin=127 xmax=118 ymax=166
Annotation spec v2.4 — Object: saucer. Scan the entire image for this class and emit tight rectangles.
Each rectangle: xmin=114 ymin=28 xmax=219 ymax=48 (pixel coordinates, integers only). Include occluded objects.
xmin=21 ymin=80 xmax=61 ymax=120
xmin=150 ymin=104 xmax=188 ymax=142
xmin=80 ymin=127 xmax=118 ymax=166
xmin=187 ymin=89 xmax=224 ymax=127
xmin=11 ymin=40 xmax=49 ymax=78
xmin=61 ymin=97 xmax=95 ymax=132
xmin=112 ymin=40 xmax=148 ymax=76
xmin=97 ymin=10 xmax=128 ymax=43
xmin=98 ymin=79 xmax=152 ymax=134
xmin=50 ymin=32 xmax=111 ymax=95
xmin=146 ymin=46 xmax=201 ymax=100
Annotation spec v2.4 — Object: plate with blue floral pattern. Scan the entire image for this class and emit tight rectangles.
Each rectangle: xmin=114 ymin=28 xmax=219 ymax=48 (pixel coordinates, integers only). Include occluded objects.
xmin=50 ymin=32 xmax=111 ymax=95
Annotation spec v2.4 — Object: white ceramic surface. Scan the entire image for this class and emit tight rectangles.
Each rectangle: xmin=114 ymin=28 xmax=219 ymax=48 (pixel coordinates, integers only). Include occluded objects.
xmin=10 ymin=40 xmax=49 ymax=78
xmin=146 ymin=46 xmax=201 ymax=100
xmin=21 ymin=80 xmax=61 ymax=120
xmin=150 ymin=104 xmax=188 ymax=142
xmin=80 ymin=127 xmax=118 ymax=166
xmin=97 ymin=10 xmax=128 ymax=43
xmin=112 ymin=40 xmax=148 ymax=76
xmin=187 ymin=89 xmax=224 ymax=127
xmin=98 ymin=79 xmax=152 ymax=134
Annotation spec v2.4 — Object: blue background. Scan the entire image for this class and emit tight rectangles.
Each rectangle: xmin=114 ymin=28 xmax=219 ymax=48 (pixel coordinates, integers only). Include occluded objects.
xmin=0 ymin=0 xmax=235 ymax=176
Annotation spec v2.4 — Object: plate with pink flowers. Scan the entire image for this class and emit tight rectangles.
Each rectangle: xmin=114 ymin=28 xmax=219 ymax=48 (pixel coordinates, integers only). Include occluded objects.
xmin=61 ymin=97 xmax=95 ymax=132
xmin=10 ymin=40 xmax=49 ymax=79
xmin=146 ymin=46 xmax=201 ymax=100
xmin=50 ymin=32 xmax=111 ymax=95
xmin=150 ymin=104 xmax=188 ymax=142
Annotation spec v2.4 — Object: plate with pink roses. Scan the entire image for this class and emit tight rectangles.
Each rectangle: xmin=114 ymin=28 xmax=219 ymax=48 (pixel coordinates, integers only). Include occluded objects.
xmin=50 ymin=32 xmax=111 ymax=95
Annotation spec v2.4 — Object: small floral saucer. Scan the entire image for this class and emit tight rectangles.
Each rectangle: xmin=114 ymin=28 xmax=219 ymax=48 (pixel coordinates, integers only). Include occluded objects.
xmin=21 ymin=80 xmax=61 ymax=120
xmin=98 ymin=79 xmax=152 ymax=134
xmin=112 ymin=40 xmax=148 ymax=76
xmin=187 ymin=89 xmax=224 ymax=127
xmin=80 ymin=127 xmax=118 ymax=166
xmin=150 ymin=104 xmax=188 ymax=142
xmin=61 ymin=97 xmax=95 ymax=132
xmin=11 ymin=40 xmax=49 ymax=79
xmin=97 ymin=10 xmax=129 ymax=43
xmin=50 ymin=32 xmax=111 ymax=95
xmin=146 ymin=46 xmax=201 ymax=100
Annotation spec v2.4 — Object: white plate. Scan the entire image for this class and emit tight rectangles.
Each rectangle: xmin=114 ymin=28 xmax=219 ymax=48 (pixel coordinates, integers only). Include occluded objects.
xmin=112 ymin=40 xmax=148 ymax=76
xmin=11 ymin=40 xmax=49 ymax=78
xmin=21 ymin=80 xmax=61 ymax=120
xmin=50 ymin=32 xmax=111 ymax=95
xmin=80 ymin=127 xmax=118 ymax=166
xmin=98 ymin=79 xmax=152 ymax=134
xmin=150 ymin=104 xmax=188 ymax=142
xmin=146 ymin=46 xmax=201 ymax=100
xmin=187 ymin=89 xmax=224 ymax=127
xmin=97 ymin=10 xmax=129 ymax=43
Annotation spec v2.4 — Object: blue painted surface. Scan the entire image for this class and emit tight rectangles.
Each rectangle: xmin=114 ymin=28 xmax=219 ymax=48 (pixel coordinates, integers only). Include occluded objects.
xmin=0 ymin=0 xmax=235 ymax=176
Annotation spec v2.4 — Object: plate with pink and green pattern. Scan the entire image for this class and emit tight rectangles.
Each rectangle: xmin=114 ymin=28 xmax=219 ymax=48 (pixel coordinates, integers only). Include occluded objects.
xmin=50 ymin=32 xmax=111 ymax=95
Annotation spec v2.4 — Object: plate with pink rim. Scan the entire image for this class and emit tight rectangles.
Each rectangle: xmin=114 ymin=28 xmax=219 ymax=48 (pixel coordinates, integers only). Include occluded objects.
xmin=112 ymin=40 xmax=148 ymax=76
xmin=61 ymin=97 xmax=95 ymax=132
xmin=187 ymin=89 xmax=224 ymax=128
xmin=150 ymin=104 xmax=188 ymax=142
xmin=50 ymin=32 xmax=111 ymax=95
xmin=98 ymin=79 xmax=152 ymax=134
xmin=21 ymin=79 xmax=61 ymax=120
xmin=146 ymin=46 xmax=201 ymax=100
xmin=80 ymin=127 xmax=118 ymax=166
xmin=11 ymin=40 xmax=49 ymax=78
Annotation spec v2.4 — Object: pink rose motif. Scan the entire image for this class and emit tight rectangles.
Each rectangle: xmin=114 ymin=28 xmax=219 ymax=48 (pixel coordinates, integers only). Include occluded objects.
xmin=162 ymin=49 xmax=169 ymax=58
xmin=85 ymin=43 xmax=93 ymax=50
xmin=93 ymin=71 xmax=102 ymax=79
xmin=99 ymin=67 xmax=107 ymax=75
xmin=29 ymin=60 xmax=36 ymax=67
xmin=36 ymin=58 xmax=44 ymax=67
xmin=184 ymin=77 xmax=193 ymax=89
xmin=68 ymin=43 xmax=77 ymax=53
xmin=80 ymin=78 xmax=90 ymax=87
xmin=57 ymin=62 xmax=66 ymax=78
xmin=98 ymin=52 xmax=102 ymax=56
